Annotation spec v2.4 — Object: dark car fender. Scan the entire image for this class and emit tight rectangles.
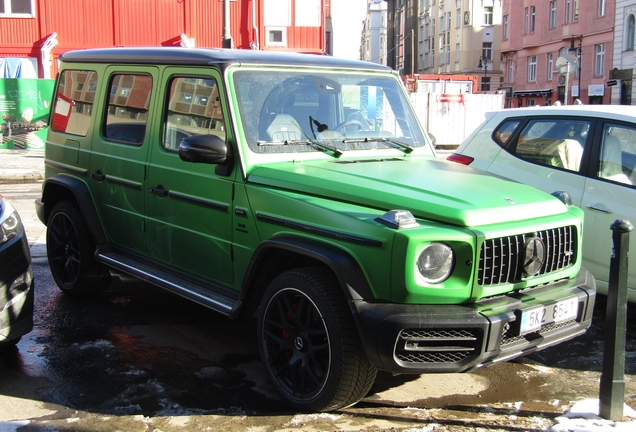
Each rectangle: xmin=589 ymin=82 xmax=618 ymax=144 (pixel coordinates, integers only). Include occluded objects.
xmin=36 ymin=174 xmax=107 ymax=245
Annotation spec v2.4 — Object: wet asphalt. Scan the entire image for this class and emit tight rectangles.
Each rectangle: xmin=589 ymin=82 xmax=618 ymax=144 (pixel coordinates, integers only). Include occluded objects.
xmin=1 ymin=156 xmax=636 ymax=431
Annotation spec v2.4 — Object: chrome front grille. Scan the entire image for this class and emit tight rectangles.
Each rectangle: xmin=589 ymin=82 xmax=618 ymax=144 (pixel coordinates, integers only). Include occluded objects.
xmin=478 ymin=226 xmax=577 ymax=286
xmin=395 ymin=328 xmax=482 ymax=364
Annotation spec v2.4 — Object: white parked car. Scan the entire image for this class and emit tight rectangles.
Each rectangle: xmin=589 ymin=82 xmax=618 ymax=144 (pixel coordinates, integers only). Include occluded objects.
xmin=448 ymin=105 xmax=636 ymax=302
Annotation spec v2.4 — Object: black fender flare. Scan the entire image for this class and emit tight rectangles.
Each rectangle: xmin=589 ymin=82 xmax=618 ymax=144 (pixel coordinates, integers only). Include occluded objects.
xmin=39 ymin=174 xmax=107 ymax=245
xmin=238 ymin=234 xmax=381 ymax=365
xmin=241 ymin=234 xmax=375 ymax=303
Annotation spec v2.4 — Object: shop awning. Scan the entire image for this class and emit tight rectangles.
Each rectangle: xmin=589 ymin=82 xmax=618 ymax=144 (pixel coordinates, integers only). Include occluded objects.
xmin=513 ymin=89 xmax=553 ymax=97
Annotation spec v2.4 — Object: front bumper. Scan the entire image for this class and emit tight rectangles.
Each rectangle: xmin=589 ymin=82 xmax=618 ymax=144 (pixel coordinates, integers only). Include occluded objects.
xmin=0 ymin=231 xmax=34 ymax=344
xmin=353 ymin=267 xmax=595 ymax=374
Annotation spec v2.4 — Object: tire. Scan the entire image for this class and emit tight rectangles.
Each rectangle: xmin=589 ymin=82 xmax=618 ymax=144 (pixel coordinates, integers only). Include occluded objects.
xmin=257 ymin=266 xmax=377 ymax=412
xmin=0 ymin=337 xmax=21 ymax=351
xmin=46 ymin=201 xmax=111 ymax=297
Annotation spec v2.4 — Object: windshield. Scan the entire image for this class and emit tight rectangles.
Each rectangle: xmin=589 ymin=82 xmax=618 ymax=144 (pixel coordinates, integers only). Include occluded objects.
xmin=233 ymin=70 xmax=427 ymax=154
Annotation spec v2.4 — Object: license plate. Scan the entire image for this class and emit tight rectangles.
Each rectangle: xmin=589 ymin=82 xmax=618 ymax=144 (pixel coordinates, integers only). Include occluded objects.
xmin=518 ymin=297 xmax=579 ymax=335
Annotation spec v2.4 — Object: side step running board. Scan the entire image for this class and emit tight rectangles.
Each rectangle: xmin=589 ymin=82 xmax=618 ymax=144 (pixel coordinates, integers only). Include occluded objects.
xmin=97 ymin=251 xmax=238 ymax=316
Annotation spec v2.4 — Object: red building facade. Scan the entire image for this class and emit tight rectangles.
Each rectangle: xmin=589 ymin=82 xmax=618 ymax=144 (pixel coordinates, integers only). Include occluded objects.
xmin=1 ymin=0 xmax=326 ymax=79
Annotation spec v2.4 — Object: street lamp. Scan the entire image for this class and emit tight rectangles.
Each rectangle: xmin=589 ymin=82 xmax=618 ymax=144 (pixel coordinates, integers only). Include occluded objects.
xmin=478 ymin=57 xmax=488 ymax=91
xmin=569 ymin=36 xmax=582 ymax=103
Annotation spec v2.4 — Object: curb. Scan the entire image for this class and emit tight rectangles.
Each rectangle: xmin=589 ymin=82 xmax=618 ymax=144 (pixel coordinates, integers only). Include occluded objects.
xmin=0 ymin=172 xmax=44 ymax=184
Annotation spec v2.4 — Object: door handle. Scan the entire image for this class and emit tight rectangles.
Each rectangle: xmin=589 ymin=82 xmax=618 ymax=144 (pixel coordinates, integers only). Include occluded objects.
xmin=586 ymin=204 xmax=612 ymax=214
xmin=150 ymin=186 xmax=168 ymax=197
xmin=90 ymin=171 xmax=105 ymax=181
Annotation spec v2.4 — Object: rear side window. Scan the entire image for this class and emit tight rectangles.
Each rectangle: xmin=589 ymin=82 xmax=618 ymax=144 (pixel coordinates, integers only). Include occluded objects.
xmin=162 ymin=76 xmax=225 ymax=151
xmin=104 ymin=74 xmax=152 ymax=145
xmin=493 ymin=119 xmax=521 ymax=146
xmin=52 ymin=70 xmax=98 ymax=136
xmin=598 ymin=123 xmax=636 ymax=186
xmin=512 ymin=118 xmax=591 ymax=172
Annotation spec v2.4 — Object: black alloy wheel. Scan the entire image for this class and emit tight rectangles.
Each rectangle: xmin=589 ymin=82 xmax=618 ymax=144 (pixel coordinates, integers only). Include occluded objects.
xmin=258 ymin=267 xmax=377 ymax=412
xmin=46 ymin=201 xmax=110 ymax=296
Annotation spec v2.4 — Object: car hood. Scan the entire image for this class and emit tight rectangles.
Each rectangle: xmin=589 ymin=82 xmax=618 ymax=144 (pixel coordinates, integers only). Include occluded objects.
xmin=247 ymin=156 xmax=567 ymax=227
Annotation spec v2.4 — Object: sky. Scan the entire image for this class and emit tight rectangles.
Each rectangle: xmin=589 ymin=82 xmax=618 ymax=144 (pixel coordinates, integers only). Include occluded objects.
xmin=331 ymin=0 xmax=368 ymax=60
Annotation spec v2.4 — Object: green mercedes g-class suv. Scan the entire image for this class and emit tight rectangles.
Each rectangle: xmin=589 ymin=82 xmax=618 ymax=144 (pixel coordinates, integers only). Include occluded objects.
xmin=36 ymin=47 xmax=595 ymax=412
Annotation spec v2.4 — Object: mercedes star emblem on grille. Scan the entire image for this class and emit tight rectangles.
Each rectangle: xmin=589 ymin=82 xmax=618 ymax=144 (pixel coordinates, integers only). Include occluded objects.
xmin=523 ymin=236 xmax=546 ymax=276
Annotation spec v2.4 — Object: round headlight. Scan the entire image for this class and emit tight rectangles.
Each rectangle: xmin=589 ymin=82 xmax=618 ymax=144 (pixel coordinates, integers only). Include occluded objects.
xmin=1 ymin=209 xmax=23 ymax=244
xmin=417 ymin=243 xmax=455 ymax=284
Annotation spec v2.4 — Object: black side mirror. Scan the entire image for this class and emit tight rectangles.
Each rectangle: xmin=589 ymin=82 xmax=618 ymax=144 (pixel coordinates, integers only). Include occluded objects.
xmin=179 ymin=134 xmax=228 ymax=164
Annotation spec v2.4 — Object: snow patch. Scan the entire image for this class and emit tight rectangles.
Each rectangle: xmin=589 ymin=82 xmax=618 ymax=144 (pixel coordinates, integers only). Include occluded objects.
xmin=549 ymin=398 xmax=636 ymax=432
xmin=0 ymin=420 xmax=30 ymax=432
xmin=287 ymin=413 xmax=343 ymax=425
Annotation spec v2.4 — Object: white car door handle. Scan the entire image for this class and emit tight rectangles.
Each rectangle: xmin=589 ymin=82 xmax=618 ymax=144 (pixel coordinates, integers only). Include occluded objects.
xmin=586 ymin=204 xmax=613 ymax=213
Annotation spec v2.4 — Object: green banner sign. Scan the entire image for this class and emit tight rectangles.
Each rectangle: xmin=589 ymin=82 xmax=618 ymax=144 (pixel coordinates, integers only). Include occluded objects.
xmin=0 ymin=78 xmax=55 ymax=150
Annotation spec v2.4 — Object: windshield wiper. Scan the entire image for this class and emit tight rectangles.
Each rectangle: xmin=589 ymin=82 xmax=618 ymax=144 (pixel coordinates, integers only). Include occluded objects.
xmin=257 ymin=139 xmax=343 ymax=158
xmin=342 ymin=137 xmax=414 ymax=154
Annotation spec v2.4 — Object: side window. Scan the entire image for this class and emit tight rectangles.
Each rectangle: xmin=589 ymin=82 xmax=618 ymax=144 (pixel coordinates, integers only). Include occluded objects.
xmin=162 ymin=76 xmax=225 ymax=151
xmin=598 ymin=124 xmax=636 ymax=185
xmin=493 ymin=119 xmax=521 ymax=146
xmin=104 ymin=74 xmax=152 ymax=145
xmin=52 ymin=70 xmax=98 ymax=136
xmin=514 ymin=118 xmax=591 ymax=172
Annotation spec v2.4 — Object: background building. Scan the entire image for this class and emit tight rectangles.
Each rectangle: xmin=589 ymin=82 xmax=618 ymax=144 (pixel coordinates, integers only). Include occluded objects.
xmin=611 ymin=1 xmax=636 ymax=105
xmin=501 ymin=0 xmax=615 ymax=107
xmin=0 ymin=0 xmax=327 ymax=79
xmin=362 ymin=0 xmax=388 ymax=65
xmin=385 ymin=0 xmax=502 ymax=92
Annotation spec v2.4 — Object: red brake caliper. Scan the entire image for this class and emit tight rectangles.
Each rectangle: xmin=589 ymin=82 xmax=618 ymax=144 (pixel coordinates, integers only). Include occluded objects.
xmin=282 ymin=301 xmax=300 ymax=360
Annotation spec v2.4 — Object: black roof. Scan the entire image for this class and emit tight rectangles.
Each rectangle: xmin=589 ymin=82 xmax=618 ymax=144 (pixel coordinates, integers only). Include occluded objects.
xmin=60 ymin=47 xmax=392 ymax=72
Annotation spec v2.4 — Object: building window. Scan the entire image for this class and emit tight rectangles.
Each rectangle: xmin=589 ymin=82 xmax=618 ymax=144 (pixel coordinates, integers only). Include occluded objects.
xmin=482 ymin=77 xmax=491 ymax=92
xmin=595 ymin=44 xmax=604 ymax=76
xmin=455 ymin=43 xmax=460 ymax=62
xmin=547 ymin=52 xmax=554 ymax=80
xmin=573 ymin=0 xmax=579 ymax=21
xmin=0 ymin=0 xmax=35 ymax=17
xmin=524 ymin=7 xmax=529 ymax=34
xmin=565 ymin=0 xmax=570 ymax=22
xmin=266 ymin=27 xmax=287 ymax=46
xmin=528 ymin=56 xmax=537 ymax=82
xmin=456 ymin=7 xmax=461 ymax=28
xmin=508 ymin=60 xmax=514 ymax=83
xmin=628 ymin=15 xmax=635 ymax=51
xmin=550 ymin=2 xmax=557 ymax=29
xmin=295 ymin=0 xmax=321 ymax=26
xmin=264 ymin=0 xmax=291 ymax=26
xmin=482 ymin=42 xmax=492 ymax=61
xmin=598 ymin=0 xmax=606 ymax=17
xmin=503 ymin=15 xmax=509 ymax=39
xmin=530 ymin=6 xmax=536 ymax=33
xmin=484 ymin=6 xmax=493 ymax=25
